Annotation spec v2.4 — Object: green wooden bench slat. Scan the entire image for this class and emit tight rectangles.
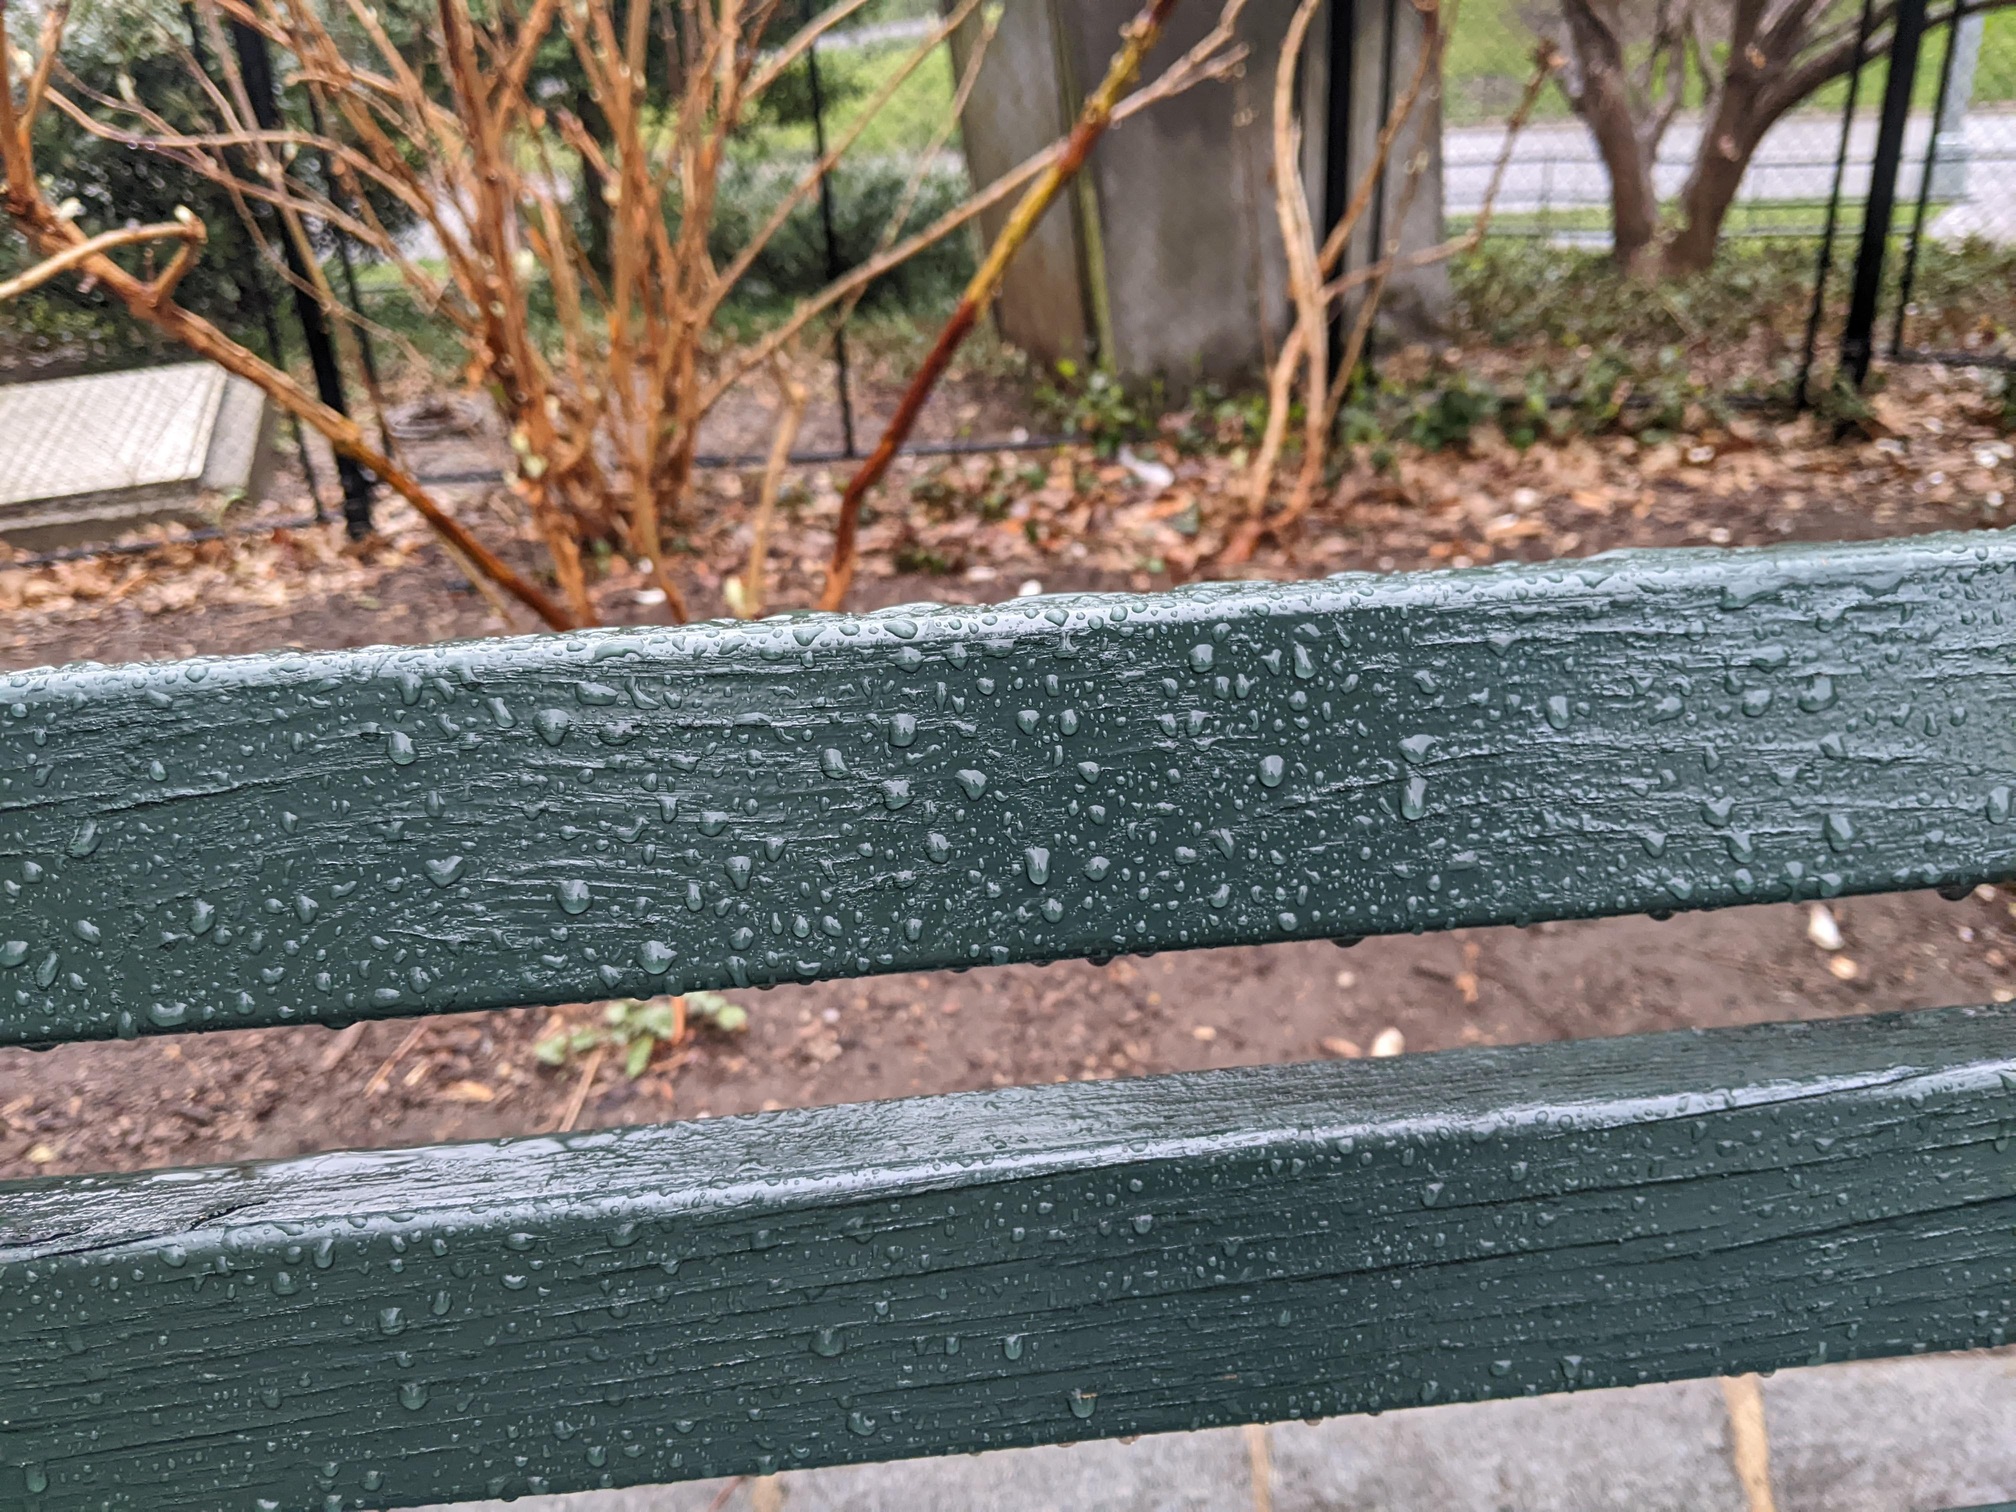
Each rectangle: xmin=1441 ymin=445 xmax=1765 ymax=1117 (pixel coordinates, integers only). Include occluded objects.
xmin=4 ymin=1002 xmax=2014 ymax=1509
xmin=4 ymin=530 xmax=2014 ymax=1046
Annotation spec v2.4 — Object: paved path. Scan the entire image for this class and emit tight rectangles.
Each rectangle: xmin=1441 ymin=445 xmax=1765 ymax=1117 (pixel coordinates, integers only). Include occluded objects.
xmin=424 ymin=1348 xmax=2016 ymax=1512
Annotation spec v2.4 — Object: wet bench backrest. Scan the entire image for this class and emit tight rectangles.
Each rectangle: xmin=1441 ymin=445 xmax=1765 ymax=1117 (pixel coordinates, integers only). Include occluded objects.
xmin=3 ymin=531 xmax=2015 ymax=1510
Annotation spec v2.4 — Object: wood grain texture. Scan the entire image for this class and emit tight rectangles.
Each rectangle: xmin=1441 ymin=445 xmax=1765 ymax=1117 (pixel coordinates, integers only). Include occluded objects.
xmin=5 ymin=531 xmax=2015 ymax=1046
xmin=5 ymin=1003 xmax=2016 ymax=1509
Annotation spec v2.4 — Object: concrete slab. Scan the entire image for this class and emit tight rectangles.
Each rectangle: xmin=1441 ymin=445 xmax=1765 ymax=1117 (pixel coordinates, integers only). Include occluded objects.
xmin=1764 ymin=1350 xmax=2016 ymax=1512
xmin=1267 ymin=1377 xmax=1740 ymax=1511
xmin=418 ymin=1350 xmax=2016 ymax=1512
xmin=0 ymin=361 xmax=275 ymax=547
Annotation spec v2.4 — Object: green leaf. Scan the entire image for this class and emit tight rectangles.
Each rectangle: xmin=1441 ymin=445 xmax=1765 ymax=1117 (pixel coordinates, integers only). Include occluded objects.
xmin=624 ymin=1035 xmax=654 ymax=1079
xmin=683 ymin=992 xmax=749 ymax=1033
xmin=711 ymin=1003 xmax=749 ymax=1034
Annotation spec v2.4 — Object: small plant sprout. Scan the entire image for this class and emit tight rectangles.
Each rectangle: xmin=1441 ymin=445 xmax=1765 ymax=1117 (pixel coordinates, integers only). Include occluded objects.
xmin=534 ymin=994 xmax=750 ymax=1080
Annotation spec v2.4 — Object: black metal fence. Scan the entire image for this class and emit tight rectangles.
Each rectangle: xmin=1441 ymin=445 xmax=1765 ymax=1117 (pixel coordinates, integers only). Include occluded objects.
xmin=1797 ymin=0 xmax=2016 ymax=404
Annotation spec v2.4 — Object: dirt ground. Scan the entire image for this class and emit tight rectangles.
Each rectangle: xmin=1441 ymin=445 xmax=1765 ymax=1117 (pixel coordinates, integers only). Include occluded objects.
xmin=6 ymin=891 xmax=2013 ymax=1182
xmin=4 ymin=364 xmax=2015 ymax=1182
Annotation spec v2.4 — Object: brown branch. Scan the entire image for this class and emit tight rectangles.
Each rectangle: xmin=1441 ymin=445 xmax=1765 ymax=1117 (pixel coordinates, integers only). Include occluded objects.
xmin=0 ymin=216 xmax=203 ymax=302
xmin=1223 ymin=34 xmax=1555 ymax=566
xmin=493 ymin=0 xmax=564 ymax=107
xmin=19 ymin=0 xmax=72 ymax=145
xmin=0 ymin=8 xmax=573 ymax=635
xmin=1643 ymin=0 xmax=1690 ymax=158
xmin=1690 ymin=2 xmax=1722 ymax=93
xmin=1238 ymin=0 xmax=1442 ymax=533
xmin=0 ymin=8 xmax=30 ymax=197
xmin=1130 ymin=0 xmax=1256 ymax=103
xmin=39 ymin=87 xmax=440 ymax=237
xmin=816 ymin=0 xmax=1188 ymax=612
xmin=1317 ymin=0 xmax=1441 ymax=284
xmin=741 ymin=357 xmax=810 ymax=620
xmin=1314 ymin=39 xmax=1552 ymax=406
xmin=20 ymin=0 xmax=1261 ymax=631
xmin=702 ymin=146 xmax=1055 ymax=412
xmin=834 ymin=0 xmax=1002 ymax=333
xmin=743 ymin=0 xmax=877 ymax=100
xmin=1274 ymin=0 xmax=1330 ymax=529
xmin=709 ymin=15 xmax=1246 ymax=411
xmin=702 ymin=0 xmax=984 ymax=323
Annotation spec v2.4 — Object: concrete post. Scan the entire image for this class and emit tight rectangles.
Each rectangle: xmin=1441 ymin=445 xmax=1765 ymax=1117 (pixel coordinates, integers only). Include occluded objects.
xmin=945 ymin=1 xmax=1091 ymax=368
xmin=950 ymin=0 xmax=1449 ymax=386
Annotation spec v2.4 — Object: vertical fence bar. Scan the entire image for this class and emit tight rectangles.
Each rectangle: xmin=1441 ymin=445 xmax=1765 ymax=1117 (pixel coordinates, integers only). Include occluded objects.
xmin=1321 ymin=0 xmax=1358 ymax=377
xmin=1363 ymin=0 xmax=1400 ymax=374
xmin=226 ymin=19 xmax=377 ymax=537
xmin=303 ymin=91 xmax=393 ymax=458
xmin=1840 ymin=0 xmax=1930 ymax=387
xmin=182 ymin=3 xmax=323 ymax=521
xmin=241 ymin=231 xmax=324 ymax=524
xmin=1796 ymin=0 xmax=1882 ymax=409
xmin=1890 ymin=3 xmax=1964 ymax=358
xmin=805 ymin=25 xmax=859 ymax=459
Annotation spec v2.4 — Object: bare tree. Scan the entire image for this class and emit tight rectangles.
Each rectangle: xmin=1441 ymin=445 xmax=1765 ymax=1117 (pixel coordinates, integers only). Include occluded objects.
xmin=1549 ymin=0 xmax=2015 ymax=275
xmin=3 ymin=0 xmax=1272 ymax=624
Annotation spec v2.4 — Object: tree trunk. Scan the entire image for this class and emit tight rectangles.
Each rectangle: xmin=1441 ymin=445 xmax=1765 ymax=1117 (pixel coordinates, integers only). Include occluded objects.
xmin=1594 ymin=106 xmax=1661 ymax=271
xmin=1559 ymin=0 xmax=1661 ymax=270
xmin=1661 ymin=88 xmax=1763 ymax=276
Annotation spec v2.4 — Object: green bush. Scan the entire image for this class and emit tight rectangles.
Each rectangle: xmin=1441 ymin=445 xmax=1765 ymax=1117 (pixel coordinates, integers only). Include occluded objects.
xmin=709 ymin=155 xmax=975 ymax=314
xmin=1036 ymin=360 xmax=1159 ymax=456
xmin=2 ymin=0 xmax=421 ymax=374
xmin=1451 ymin=234 xmax=2016 ymax=365
xmin=1450 ymin=238 xmax=1825 ymax=352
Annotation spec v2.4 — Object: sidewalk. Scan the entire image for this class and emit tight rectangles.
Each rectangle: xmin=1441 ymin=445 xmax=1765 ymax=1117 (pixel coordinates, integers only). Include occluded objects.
xmin=427 ymin=1349 xmax=2016 ymax=1512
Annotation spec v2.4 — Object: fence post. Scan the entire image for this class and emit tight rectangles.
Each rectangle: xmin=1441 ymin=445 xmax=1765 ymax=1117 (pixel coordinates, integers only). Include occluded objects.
xmin=226 ymin=20 xmax=377 ymax=538
xmin=1891 ymin=6 xmax=1967 ymax=358
xmin=1839 ymin=0 xmax=1929 ymax=388
xmin=803 ymin=19 xmax=858 ymax=458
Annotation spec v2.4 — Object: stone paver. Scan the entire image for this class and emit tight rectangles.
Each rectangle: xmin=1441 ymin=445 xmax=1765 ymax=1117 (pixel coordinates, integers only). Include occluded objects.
xmin=423 ymin=1349 xmax=2016 ymax=1512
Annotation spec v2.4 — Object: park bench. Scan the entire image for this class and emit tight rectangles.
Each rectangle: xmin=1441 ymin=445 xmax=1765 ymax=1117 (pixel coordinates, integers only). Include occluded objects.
xmin=4 ymin=527 xmax=2016 ymax=1510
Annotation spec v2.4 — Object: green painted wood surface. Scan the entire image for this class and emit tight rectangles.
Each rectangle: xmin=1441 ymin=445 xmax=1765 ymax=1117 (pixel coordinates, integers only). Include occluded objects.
xmin=5 ymin=531 xmax=2015 ymax=1046
xmin=5 ymin=1002 xmax=2016 ymax=1508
